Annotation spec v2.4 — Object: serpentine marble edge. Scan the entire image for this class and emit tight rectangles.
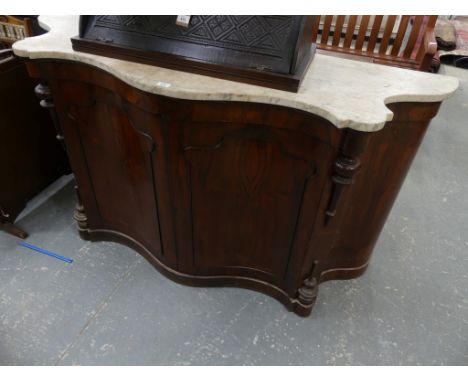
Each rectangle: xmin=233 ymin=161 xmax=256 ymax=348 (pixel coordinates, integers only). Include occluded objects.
xmin=13 ymin=15 xmax=459 ymax=132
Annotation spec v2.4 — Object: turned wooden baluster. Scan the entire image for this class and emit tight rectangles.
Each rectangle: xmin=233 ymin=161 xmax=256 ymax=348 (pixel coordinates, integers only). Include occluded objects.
xmin=73 ymin=184 xmax=90 ymax=240
xmin=34 ymin=82 xmax=68 ymax=153
xmin=35 ymin=82 xmax=86 ymax=235
xmin=325 ymin=130 xmax=369 ymax=225
xmin=293 ymin=260 xmax=319 ymax=316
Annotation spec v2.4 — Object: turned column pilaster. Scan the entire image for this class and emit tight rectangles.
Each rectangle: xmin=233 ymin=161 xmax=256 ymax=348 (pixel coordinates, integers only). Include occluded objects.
xmin=34 ymin=82 xmax=87 ymax=237
xmin=34 ymin=82 xmax=68 ymax=151
xmin=325 ymin=130 xmax=370 ymax=225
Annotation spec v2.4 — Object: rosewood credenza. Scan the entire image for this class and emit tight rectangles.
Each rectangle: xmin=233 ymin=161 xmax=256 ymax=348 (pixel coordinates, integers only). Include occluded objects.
xmin=13 ymin=16 xmax=458 ymax=316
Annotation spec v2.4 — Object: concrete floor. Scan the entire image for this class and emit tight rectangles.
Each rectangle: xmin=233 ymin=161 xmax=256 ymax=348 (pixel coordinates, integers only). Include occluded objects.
xmin=1 ymin=65 xmax=467 ymax=366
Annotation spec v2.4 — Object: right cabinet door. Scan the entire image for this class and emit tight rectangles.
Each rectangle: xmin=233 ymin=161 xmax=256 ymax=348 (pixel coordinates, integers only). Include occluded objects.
xmin=168 ymin=114 xmax=337 ymax=291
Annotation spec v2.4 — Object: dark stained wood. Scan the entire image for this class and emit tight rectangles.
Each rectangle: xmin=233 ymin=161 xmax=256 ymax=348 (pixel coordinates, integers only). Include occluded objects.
xmin=0 ymin=52 xmax=68 ymax=237
xmin=324 ymin=131 xmax=369 ymax=225
xmin=34 ymin=82 xmax=68 ymax=152
xmin=71 ymin=16 xmax=317 ymax=93
xmin=72 ymin=37 xmax=315 ymax=93
xmin=316 ymin=102 xmax=441 ymax=284
xmin=294 ymin=260 xmax=318 ymax=316
xmin=24 ymin=58 xmax=443 ymax=316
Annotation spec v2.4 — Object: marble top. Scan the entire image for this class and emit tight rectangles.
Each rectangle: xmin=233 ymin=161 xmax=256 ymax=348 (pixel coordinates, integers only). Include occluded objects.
xmin=13 ymin=15 xmax=459 ymax=132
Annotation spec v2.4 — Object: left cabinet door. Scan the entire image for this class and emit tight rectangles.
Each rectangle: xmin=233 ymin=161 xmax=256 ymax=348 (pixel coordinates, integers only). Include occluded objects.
xmin=51 ymin=79 xmax=170 ymax=265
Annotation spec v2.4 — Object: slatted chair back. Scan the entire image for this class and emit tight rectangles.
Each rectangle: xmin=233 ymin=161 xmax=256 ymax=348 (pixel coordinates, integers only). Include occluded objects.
xmin=0 ymin=15 xmax=34 ymax=48
xmin=311 ymin=15 xmax=438 ymax=71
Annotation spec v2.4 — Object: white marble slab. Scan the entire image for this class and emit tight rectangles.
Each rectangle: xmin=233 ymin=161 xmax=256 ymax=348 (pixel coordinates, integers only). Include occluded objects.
xmin=13 ymin=15 xmax=459 ymax=132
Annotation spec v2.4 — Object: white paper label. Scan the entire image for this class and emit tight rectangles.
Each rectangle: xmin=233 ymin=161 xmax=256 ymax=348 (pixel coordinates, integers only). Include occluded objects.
xmin=176 ymin=15 xmax=191 ymax=28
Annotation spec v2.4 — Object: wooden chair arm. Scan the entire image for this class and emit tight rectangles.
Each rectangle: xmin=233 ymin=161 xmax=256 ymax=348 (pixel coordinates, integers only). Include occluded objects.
xmin=425 ymin=29 xmax=438 ymax=55
xmin=418 ymin=28 xmax=438 ymax=71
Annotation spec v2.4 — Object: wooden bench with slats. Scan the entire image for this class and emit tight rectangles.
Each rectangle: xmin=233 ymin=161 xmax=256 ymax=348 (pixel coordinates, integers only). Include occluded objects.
xmin=311 ymin=16 xmax=438 ymax=72
xmin=0 ymin=15 xmax=34 ymax=48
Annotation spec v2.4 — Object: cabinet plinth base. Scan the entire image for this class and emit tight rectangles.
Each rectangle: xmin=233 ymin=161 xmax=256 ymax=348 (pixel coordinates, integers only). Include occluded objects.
xmin=75 ymin=225 xmax=375 ymax=317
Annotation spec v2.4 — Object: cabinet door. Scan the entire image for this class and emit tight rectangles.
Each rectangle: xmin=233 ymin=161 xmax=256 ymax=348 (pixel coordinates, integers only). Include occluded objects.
xmin=170 ymin=119 xmax=335 ymax=289
xmin=54 ymin=81 xmax=166 ymax=263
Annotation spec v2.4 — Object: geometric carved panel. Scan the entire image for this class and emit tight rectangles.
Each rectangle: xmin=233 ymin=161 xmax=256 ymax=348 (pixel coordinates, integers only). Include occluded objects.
xmin=95 ymin=15 xmax=294 ymax=58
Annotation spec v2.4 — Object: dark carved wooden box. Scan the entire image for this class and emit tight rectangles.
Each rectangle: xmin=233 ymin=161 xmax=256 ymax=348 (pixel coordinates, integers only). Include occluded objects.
xmin=71 ymin=15 xmax=316 ymax=92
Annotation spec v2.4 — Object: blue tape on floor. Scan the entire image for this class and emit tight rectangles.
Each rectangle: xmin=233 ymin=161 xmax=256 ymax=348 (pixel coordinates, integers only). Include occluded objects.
xmin=19 ymin=242 xmax=74 ymax=264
